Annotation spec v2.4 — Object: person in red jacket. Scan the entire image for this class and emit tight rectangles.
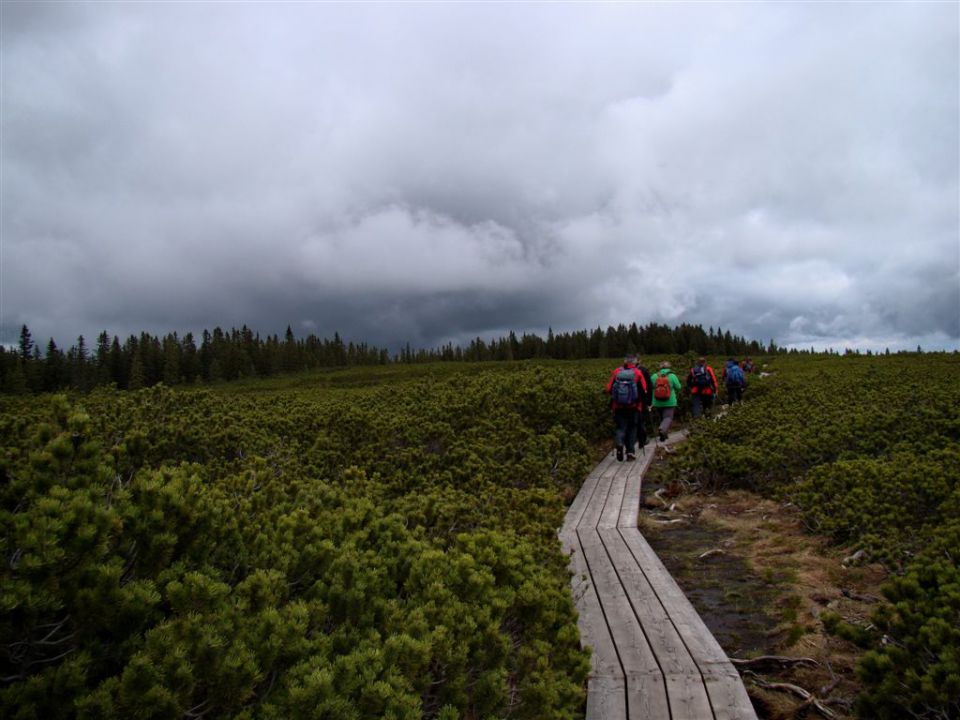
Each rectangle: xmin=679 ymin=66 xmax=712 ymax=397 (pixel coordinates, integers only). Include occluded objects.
xmin=605 ymin=354 xmax=648 ymax=461
xmin=686 ymin=357 xmax=718 ymax=419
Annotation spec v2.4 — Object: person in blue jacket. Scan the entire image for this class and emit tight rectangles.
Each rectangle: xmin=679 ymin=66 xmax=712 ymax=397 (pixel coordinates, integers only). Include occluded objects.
xmin=723 ymin=358 xmax=746 ymax=404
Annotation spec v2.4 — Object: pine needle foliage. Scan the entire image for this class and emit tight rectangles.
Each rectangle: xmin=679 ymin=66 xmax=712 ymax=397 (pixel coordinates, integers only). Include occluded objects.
xmin=1 ymin=362 xmax=620 ymax=719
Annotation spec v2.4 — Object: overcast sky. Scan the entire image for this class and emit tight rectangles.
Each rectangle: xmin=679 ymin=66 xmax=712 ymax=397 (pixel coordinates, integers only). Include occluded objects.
xmin=2 ymin=1 xmax=958 ymax=353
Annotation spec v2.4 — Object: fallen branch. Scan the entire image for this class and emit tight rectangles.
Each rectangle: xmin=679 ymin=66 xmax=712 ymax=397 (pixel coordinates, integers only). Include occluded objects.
xmin=731 ymin=655 xmax=819 ymax=670
xmin=745 ymin=673 xmax=838 ymax=719
xmin=842 ymin=549 xmax=868 ymax=566
xmin=698 ymin=548 xmax=725 ymax=560
xmin=841 ymin=588 xmax=882 ymax=603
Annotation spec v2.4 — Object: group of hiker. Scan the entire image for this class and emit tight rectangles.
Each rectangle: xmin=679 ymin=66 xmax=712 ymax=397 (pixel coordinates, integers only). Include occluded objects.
xmin=605 ymin=355 xmax=753 ymax=461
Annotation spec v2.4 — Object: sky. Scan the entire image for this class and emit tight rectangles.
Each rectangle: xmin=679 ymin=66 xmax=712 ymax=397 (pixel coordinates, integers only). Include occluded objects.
xmin=2 ymin=1 xmax=958 ymax=353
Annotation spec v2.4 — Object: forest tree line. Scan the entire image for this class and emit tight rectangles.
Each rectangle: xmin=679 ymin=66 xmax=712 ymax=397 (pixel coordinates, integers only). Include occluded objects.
xmin=0 ymin=321 xmax=771 ymax=394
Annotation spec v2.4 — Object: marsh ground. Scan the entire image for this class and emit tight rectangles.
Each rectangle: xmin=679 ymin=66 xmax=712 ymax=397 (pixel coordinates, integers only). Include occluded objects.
xmin=640 ymin=449 xmax=887 ymax=720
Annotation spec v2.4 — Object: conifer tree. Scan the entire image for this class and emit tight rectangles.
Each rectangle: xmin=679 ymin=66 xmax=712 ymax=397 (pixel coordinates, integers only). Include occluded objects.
xmin=109 ymin=336 xmax=125 ymax=388
xmin=162 ymin=334 xmax=181 ymax=385
xmin=44 ymin=339 xmax=63 ymax=391
xmin=129 ymin=349 xmax=145 ymax=390
xmin=181 ymin=333 xmax=199 ymax=384
xmin=95 ymin=331 xmax=112 ymax=386
xmin=18 ymin=324 xmax=34 ymax=362
xmin=72 ymin=335 xmax=90 ymax=391
xmin=3 ymin=355 xmax=27 ymax=393
xmin=282 ymin=325 xmax=299 ymax=373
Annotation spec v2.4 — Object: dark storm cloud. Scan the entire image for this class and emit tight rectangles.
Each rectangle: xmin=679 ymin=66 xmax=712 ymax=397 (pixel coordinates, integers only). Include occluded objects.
xmin=2 ymin=2 xmax=957 ymax=353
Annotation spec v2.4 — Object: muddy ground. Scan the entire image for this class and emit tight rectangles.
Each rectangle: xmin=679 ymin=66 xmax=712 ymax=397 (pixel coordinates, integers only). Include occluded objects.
xmin=637 ymin=444 xmax=889 ymax=720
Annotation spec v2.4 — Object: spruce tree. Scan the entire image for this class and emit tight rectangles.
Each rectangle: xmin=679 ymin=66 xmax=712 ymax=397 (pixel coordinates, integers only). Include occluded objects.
xmin=129 ymin=349 xmax=145 ymax=390
xmin=18 ymin=324 xmax=34 ymax=361
xmin=44 ymin=339 xmax=63 ymax=391
xmin=162 ymin=334 xmax=181 ymax=386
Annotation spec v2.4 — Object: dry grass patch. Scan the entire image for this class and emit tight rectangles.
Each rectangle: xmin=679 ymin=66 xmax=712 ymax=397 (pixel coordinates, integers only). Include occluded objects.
xmin=640 ymin=485 xmax=888 ymax=719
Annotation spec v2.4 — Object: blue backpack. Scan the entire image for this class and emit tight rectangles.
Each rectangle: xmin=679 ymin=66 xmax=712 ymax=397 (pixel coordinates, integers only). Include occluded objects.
xmin=727 ymin=364 xmax=745 ymax=386
xmin=612 ymin=368 xmax=639 ymax=405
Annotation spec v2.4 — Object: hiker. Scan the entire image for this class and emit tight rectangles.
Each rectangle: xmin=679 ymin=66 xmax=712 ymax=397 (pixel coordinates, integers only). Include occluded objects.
xmin=741 ymin=357 xmax=754 ymax=374
xmin=634 ymin=356 xmax=654 ymax=448
xmin=723 ymin=358 xmax=746 ymax=404
xmin=604 ymin=354 xmax=648 ymax=461
xmin=650 ymin=360 xmax=682 ymax=441
xmin=686 ymin=357 xmax=718 ymax=419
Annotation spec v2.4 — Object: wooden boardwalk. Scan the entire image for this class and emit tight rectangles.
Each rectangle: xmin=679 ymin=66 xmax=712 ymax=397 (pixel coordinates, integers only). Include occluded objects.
xmin=559 ymin=434 xmax=757 ymax=720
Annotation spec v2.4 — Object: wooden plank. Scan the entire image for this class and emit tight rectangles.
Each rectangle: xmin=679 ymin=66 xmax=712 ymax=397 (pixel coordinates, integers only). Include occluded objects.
xmin=570 ymin=531 xmax=622 ymax=680
xmin=600 ymin=529 xmax=710 ymax=680
xmin=598 ymin=529 xmax=713 ymax=719
xmin=586 ymin=675 xmax=626 ymax=720
xmin=561 ymin=455 xmax=615 ymax=553
xmin=563 ymin=453 xmax=617 ymax=532
xmin=599 ymin=462 xmax=631 ymax=529
xmin=566 ymin=425 xmax=757 ymax=720
xmin=619 ymin=529 xmax=732 ymax=667
xmin=626 ymin=672 xmax=672 ymax=720
xmin=579 ymin=530 xmax=663 ymax=677
xmin=665 ymin=673 xmax=714 ymax=720
xmin=704 ymin=672 xmax=758 ymax=720
xmin=576 ymin=457 xmax=621 ymax=531
xmin=617 ymin=450 xmax=654 ymax=529
xmin=562 ymin=454 xmax=613 ymax=537
xmin=618 ymin=527 xmax=758 ymax=717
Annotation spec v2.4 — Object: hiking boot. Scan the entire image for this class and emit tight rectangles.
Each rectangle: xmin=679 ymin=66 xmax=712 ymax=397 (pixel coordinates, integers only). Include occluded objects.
xmin=659 ymin=431 xmax=668 ymax=442
xmin=616 ymin=446 xmax=624 ymax=461
xmin=626 ymin=453 xmax=636 ymax=461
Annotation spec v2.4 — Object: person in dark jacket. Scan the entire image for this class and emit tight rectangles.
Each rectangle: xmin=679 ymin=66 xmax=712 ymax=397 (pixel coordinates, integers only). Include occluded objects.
xmin=634 ymin=356 xmax=654 ymax=449
xmin=605 ymin=354 xmax=648 ymax=461
xmin=686 ymin=357 xmax=718 ymax=418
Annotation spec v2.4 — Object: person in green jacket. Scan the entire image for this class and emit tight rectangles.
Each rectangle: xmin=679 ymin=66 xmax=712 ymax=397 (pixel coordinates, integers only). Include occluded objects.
xmin=650 ymin=360 xmax=683 ymax=441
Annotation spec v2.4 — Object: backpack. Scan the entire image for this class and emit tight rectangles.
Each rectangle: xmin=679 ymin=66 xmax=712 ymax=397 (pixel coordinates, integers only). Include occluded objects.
xmin=612 ymin=368 xmax=639 ymax=405
xmin=654 ymin=373 xmax=672 ymax=401
xmin=692 ymin=365 xmax=711 ymax=388
xmin=727 ymin=364 xmax=745 ymax=386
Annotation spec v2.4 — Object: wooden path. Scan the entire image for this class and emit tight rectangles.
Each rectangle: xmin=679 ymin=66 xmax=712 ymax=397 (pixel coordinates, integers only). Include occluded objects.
xmin=559 ymin=433 xmax=757 ymax=720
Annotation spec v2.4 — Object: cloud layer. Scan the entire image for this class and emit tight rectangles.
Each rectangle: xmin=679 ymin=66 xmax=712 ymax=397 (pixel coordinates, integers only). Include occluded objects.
xmin=3 ymin=2 xmax=958 ymax=351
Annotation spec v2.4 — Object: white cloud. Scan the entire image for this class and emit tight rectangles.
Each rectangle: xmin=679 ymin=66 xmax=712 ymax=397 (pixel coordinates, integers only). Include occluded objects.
xmin=1 ymin=1 xmax=957 ymax=350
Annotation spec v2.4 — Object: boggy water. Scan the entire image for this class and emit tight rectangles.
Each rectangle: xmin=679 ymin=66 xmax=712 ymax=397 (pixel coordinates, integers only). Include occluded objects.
xmin=644 ymin=519 xmax=779 ymax=658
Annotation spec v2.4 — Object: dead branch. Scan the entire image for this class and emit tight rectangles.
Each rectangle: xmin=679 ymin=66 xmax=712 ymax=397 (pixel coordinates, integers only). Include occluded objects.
xmin=841 ymin=549 xmax=867 ymax=566
xmin=841 ymin=588 xmax=882 ymax=603
xmin=698 ymin=548 xmax=725 ymax=560
xmin=731 ymin=655 xmax=819 ymax=669
xmin=746 ymin=673 xmax=839 ymax=720
xmin=183 ymin=699 xmax=212 ymax=719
